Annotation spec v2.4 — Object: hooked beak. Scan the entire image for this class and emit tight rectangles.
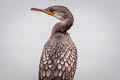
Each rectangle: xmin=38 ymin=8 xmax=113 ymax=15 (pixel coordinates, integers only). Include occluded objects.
xmin=31 ymin=8 xmax=55 ymax=16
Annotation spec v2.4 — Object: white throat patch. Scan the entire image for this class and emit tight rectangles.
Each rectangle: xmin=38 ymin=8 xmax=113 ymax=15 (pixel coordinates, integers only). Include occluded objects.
xmin=53 ymin=13 xmax=63 ymax=20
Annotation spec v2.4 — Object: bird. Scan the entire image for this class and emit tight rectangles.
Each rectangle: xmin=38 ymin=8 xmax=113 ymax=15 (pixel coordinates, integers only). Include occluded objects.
xmin=31 ymin=5 xmax=77 ymax=80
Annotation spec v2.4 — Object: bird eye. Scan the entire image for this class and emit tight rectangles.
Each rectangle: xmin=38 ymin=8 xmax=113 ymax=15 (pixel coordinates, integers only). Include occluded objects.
xmin=49 ymin=8 xmax=54 ymax=12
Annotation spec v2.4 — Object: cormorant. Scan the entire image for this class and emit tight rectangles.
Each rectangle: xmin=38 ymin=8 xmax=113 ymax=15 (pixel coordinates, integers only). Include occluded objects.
xmin=31 ymin=5 xmax=77 ymax=80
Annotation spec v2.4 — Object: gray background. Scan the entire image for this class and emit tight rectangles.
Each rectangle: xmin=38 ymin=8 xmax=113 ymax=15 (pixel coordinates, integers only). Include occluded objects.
xmin=0 ymin=0 xmax=120 ymax=80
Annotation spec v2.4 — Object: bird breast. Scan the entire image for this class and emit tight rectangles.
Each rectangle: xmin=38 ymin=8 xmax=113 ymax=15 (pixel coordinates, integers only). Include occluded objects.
xmin=39 ymin=32 xmax=77 ymax=80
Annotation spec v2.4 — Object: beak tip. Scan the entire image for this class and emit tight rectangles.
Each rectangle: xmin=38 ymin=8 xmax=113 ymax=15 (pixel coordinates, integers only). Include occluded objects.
xmin=31 ymin=8 xmax=34 ymax=11
xmin=30 ymin=8 xmax=44 ymax=12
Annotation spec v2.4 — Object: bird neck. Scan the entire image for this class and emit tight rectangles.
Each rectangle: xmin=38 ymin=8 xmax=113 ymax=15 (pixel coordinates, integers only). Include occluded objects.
xmin=51 ymin=17 xmax=74 ymax=35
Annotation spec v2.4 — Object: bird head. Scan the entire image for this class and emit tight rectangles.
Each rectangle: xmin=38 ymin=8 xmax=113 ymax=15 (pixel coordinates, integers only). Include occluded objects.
xmin=31 ymin=5 xmax=73 ymax=21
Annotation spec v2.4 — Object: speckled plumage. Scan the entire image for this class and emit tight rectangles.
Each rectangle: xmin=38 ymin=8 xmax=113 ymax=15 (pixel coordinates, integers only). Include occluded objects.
xmin=39 ymin=32 xmax=77 ymax=80
xmin=31 ymin=5 xmax=77 ymax=80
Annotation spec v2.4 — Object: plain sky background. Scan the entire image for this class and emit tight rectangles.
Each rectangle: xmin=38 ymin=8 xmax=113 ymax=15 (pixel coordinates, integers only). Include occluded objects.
xmin=0 ymin=0 xmax=120 ymax=80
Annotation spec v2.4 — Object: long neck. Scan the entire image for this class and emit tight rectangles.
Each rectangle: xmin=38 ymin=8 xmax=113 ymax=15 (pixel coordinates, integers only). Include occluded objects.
xmin=51 ymin=15 xmax=74 ymax=34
